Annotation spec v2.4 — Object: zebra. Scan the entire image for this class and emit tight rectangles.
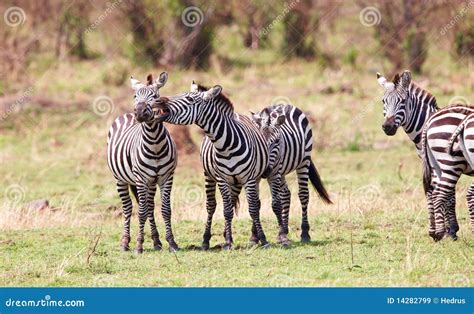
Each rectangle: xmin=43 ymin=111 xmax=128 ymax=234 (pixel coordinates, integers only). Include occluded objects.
xmin=156 ymin=83 xmax=271 ymax=250
xmin=250 ymin=105 xmax=289 ymax=244
xmin=440 ymin=112 xmax=474 ymax=233
xmin=107 ymin=72 xmax=179 ymax=253
xmin=250 ymin=104 xmax=332 ymax=244
xmin=377 ymin=70 xmax=473 ymax=240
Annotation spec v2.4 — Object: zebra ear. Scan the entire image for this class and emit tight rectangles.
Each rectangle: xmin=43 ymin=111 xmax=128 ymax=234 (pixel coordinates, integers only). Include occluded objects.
xmin=401 ymin=70 xmax=411 ymax=89
xmin=203 ymin=85 xmax=222 ymax=101
xmin=131 ymin=76 xmax=145 ymax=91
xmin=392 ymin=73 xmax=401 ymax=85
xmin=190 ymin=81 xmax=199 ymax=92
xmin=377 ymin=72 xmax=388 ymax=88
xmin=147 ymin=74 xmax=154 ymax=86
xmin=377 ymin=72 xmax=395 ymax=90
xmin=154 ymin=72 xmax=168 ymax=90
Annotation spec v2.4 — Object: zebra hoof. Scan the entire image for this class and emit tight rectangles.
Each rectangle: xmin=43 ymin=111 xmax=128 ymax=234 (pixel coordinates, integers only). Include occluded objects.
xmin=433 ymin=232 xmax=445 ymax=242
xmin=153 ymin=244 xmax=163 ymax=251
xmin=261 ymin=242 xmax=271 ymax=249
xmin=248 ymin=239 xmax=259 ymax=247
xmin=249 ymin=235 xmax=259 ymax=246
xmin=135 ymin=248 xmax=144 ymax=254
xmin=120 ymin=245 xmax=130 ymax=252
xmin=444 ymin=233 xmax=458 ymax=241
xmin=300 ymin=234 xmax=311 ymax=243
xmin=277 ymin=234 xmax=291 ymax=247
xmin=202 ymin=243 xmax=210 ymax=251
xmin=223 ymin=243 xmax=233 ymax=250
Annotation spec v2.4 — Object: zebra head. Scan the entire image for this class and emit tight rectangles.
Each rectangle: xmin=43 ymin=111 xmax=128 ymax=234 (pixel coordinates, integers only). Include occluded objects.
xmin=377 ymin=70 xmax=412 ymax=136
xmin=251 ymin=106 xmax=286 ymax=178
xmin=156 ymin=81 xmax=223 ymax=125
xmin=131 ymin=72 xmax=168 ymax=123
xmin=251 ymin=105 xmax=286 ymax=139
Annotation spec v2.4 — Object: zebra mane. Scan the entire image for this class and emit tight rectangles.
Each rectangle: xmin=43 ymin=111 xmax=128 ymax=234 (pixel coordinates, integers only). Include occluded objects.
xmin=408 ymin=81 xmax=439 ymax=110
xmin=196 ymin=84 xmax=234 ymax=111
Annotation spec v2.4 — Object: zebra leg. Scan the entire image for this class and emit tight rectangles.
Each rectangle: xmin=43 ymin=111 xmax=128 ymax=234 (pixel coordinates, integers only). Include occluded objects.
xmin=445 ymin=191 xmax=459 ymax=240
xmin=297 ymin=166 xmax=311 ymax=242
xmin=202 ymin=176 xmax=217 ymax=250
xmin=147 ymin=185 xmax=162 ymax=250
xmin=426 ymin=185 xmax=436 ymax=240
xmin=268 ymin=175 xmax=289 ymax=245
xmin=218 ymin=180 xmax=234 ymax=250
xmin=160 ymin=176 xmax=179 ymax=252
xmin=135 ymin=184 xmax=149 ymax=254
xmin=431 ymin=180 xmax=455 ymax=241
xmin=280 ymin=177 xmax=291 ymax=237
xmin=117 ymin=181 xmax=132 ymax=251
xmin=466 ymin=184 xmax=474 ymax=234
xmin=245 ymin=179 xmax=269 ymax=248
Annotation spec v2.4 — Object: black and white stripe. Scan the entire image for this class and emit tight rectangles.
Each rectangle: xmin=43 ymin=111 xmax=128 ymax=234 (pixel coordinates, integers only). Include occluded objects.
xmin=107 ymin=73 xmax=178 ymax=253
xmin=251 ymin=104 xmax=332 ymax=243
xmin=251 ymin=105 xmax=288 ymax=244
xmin=377 ymin=70 xmax=473 ymax=240
xmin=158 ymin=83 xmax=270 ymax=249
xmin=445 ymin=114 xmax=474 ymax=233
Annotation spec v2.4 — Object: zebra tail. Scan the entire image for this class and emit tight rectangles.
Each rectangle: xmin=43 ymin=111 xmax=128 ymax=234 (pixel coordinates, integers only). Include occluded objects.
xmin=421 ymin=127 xmax=432 ymax=194
xmin=446 ymin=118 xmax=466 ymax=155
xmin=308 ymin=159 xmax=332 ymax=204
xmin=234 ymin=197 xmax=240 ymax=215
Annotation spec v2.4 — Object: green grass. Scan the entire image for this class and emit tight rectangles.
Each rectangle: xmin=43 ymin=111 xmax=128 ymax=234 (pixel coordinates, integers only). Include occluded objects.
xmin=1 ymin=104 xmax=473 ymax=286
xmin=1 ymin=214 xmax=472 ymax=287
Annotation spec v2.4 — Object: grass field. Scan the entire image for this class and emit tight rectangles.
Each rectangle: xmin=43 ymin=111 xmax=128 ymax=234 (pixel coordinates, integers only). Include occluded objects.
xmin=1 ymin=29 xmax=474 ymax=286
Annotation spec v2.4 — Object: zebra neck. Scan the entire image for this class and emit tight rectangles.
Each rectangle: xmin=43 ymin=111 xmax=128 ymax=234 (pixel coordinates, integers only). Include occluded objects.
xmin=197 ymin=113 xmax=238 ymax=153
xmin=402 ymin=84 xmax=438 ymax=151
xmin=140 ymin=121 xmax=166 ymax=148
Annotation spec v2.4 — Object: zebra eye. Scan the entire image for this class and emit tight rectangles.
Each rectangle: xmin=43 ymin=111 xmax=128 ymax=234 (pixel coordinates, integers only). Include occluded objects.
xmin=185 ymin=96 xmax=193 ymax=102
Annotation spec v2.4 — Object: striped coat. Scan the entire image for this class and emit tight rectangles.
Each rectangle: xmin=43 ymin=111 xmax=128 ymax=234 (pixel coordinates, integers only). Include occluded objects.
xmin=107 ymin=73 xmax=178 ymax=253
xmin=251 ymin=104 xmax=332 ymax=244
xmin=378 ymin=70 xmax=473 ymax=240
xmin=157 ymin=83 xmax=270 ymax=249
xmin=422 ymin=105 xmax=474 ymax=238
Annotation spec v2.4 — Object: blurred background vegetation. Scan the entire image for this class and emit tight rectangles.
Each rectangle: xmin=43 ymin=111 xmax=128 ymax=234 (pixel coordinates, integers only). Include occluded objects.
xmin=0 ymin=0 xmax=473 ymax=95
